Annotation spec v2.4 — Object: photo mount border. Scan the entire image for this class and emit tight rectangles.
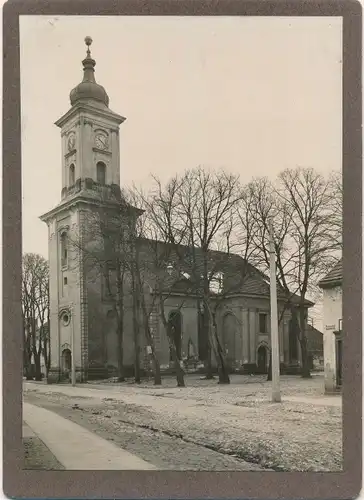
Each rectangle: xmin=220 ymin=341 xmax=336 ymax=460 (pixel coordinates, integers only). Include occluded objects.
xmin=3 ymin=1 xmax=362 ymax=499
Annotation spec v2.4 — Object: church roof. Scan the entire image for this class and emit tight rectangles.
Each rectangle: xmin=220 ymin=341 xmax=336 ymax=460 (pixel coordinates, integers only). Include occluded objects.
xmin=318 ymin=259 xmax=342 ymax=288
xmin=136 ymin=237 xmax=314 ymax=307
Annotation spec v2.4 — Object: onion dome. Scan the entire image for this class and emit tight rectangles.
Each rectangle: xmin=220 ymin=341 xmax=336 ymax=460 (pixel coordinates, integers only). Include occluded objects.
xmin=69 ymin=36 xmax=109 ymax=107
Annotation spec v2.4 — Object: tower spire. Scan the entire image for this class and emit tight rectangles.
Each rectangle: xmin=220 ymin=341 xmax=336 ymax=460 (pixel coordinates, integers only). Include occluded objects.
xmin=69 ymin=36 xmax=110 ymax=107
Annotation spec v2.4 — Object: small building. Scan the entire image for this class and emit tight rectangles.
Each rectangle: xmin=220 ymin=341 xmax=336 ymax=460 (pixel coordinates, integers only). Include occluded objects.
xmin=318 ymin=260 xmax=342 ymax=393
xmin=305 ymin=325 xmax=324 ymax=371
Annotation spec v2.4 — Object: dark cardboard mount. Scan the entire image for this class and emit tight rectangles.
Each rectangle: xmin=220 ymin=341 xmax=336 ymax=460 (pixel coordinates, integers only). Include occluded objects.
xmin=3 ymin=0 xmax=362 ymax=498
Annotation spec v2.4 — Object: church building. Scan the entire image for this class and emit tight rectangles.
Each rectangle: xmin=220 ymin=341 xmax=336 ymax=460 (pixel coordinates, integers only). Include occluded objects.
xmin=41 ymin=38 xmax=313 ymax=383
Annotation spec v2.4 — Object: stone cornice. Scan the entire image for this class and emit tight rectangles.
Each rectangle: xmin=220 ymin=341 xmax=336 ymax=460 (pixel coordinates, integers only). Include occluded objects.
xmin=92 ymin=147 xmax=112 ymax=156
xmin=55 ymin=102 xmax=126 ymax=128
xmin=39 ymin=192 xmax=124 ymax=222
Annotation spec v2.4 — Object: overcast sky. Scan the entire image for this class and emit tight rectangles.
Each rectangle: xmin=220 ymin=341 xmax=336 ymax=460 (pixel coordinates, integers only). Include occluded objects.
xmin=20 ymin=15 xmax=342 ymax=264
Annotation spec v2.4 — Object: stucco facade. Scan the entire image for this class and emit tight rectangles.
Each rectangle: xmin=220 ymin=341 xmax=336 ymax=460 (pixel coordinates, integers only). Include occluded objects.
xmin=319 ymin=260 xmax=343 ymax=393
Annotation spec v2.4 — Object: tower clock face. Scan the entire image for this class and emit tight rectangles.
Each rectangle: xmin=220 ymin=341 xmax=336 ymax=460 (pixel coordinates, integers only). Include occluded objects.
xmin=95 ymin=133 xmax=108 ymax=150
xmin=67 ymin=134 xmax=76 ymax=151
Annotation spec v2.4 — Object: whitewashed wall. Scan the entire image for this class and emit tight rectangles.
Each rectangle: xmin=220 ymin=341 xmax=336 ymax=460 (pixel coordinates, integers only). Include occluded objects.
xmin=322 ymin=286 xmax=342 ymax=392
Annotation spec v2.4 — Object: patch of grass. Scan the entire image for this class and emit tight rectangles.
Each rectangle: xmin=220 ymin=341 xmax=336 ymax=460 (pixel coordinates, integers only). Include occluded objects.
xmin=23 ymin=437 xmax=64 ymax=470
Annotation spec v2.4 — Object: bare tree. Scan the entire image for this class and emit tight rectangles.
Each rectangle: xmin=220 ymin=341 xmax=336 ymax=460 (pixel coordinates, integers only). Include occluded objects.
xmin=239 ymin=168 xmax=341 ymax=378
xmin=22 ymin=253 xmax=49 ymax=381
xmin=277 ymin=167 xmax=339 ymax=377
xmin=141 ymin=167 xmax=247 ymax=384
xmin=130 ymin=179 xmax=191 ymax=387
xmin=328 ymin=170 xmax=343 ymax=251
xmin=178 ymin=167 xmax=248 ymax=384
xmin=124 ymin=195 xmax=163 ymax=385
xmin=22 ymin=308 xmax=32 ymax=380
xmin=35 ymin=265 xmax=50 ymax=378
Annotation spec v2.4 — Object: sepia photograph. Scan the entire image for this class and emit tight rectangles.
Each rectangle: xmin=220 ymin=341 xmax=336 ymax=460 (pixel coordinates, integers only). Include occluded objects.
xmin=19 ymin=14 xmax=344 ymax=473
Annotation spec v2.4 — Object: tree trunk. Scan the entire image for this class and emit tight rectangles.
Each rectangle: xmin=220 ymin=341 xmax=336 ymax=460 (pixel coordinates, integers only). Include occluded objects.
xmin=212 ymin=313 xmax=230 ymax=384
xmin=169 ymin=335 xmax=185 ymax=387
xmin=140 ymin=286 xmax=162 ymax=385
xmin=267 ymin=351 xmax=272 ymax=381
xmin=202 ymin=302 xmax=214 ymax=379
xmin=23 ymin=326 xmax=32 ymax=379
xmin=159 ymin=299 xmax=185 ymax=387
xmin=289 ymin=306 xmax=300 ymax=363
xmin=200 ymin=257 xmax=214 ymax=380
xmin=131 ymin=266 xmax=141 ymax=384
xmin=144 ymin=322 xmax=162 ymax=385
xmin=46 ymin=339 xmax=51 ymax=374
xmin=116 ymin=309 xmax=125 ymax=382
xmin=33 ymin=352 xmax=42 ymax=381
xmin=151 ymin=349 xmax=162 ymax=386
xmin=39 ymin=323 xmax=50 ymax=379
xmin=203 ymin=301 xmax=230 ymax=384
xmin=299 ymin=306 xmax=311 ymax=378
xmin=204 ymin=340 xmax=213 ymax=379
xmin=24 ymin=352 xmax=33 ymax=379
xmin=132 ymin=308 xmax=141 ymax=383
xmin=43 ymin=337 xmax=49 ymax=378
xmin=24 ymin=341 xmax=33 ymax=380
xmin=30 ymin=313 xmax=39 ymax=380
xmin=116 ymin=271 xmax=125 ymax=382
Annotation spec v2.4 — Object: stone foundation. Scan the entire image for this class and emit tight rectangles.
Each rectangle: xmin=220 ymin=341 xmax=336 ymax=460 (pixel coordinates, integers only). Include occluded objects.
xmin=87 ymin=365 xmax=109 ymax=381
xmin=46 ymin=368 xmax=61 ymax=384
xmin=46 ymin=366 xmax=87 ymax=384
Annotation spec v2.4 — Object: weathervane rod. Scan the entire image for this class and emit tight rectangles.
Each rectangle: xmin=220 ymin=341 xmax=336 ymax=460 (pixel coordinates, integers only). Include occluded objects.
xmin=84 ymin=36 xmax=93 ymax=57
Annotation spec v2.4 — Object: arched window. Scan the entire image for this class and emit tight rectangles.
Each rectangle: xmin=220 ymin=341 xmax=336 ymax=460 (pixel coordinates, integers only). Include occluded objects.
xmin=97 ymin=161 xmax=106 ymax=185
xmin=60 ymin=232 xmax=68 ymax=267
xmin=69 ymin=163 xmax=75 ymax=186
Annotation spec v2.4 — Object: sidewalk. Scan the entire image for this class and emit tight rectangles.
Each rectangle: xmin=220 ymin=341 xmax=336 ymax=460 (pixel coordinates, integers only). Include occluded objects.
xmin=24 ymin=380 xmax=342 ymax=408
xmin=23 ymin=403 xmax=157 ymax=470
xmin=284 ymin=395 xmax=341 ymax=407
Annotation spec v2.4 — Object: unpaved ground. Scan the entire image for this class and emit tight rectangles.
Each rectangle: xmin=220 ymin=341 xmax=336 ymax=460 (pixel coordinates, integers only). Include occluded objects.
xmin=88 ymin=372 xmax=327 ymax=398
xmin=23 ymin=374 xmax=342 ymax=472
xmin=24 ymin=393 xmax=265 ymax=471
xmin=24 ymin=435 xmax=65 ymax=470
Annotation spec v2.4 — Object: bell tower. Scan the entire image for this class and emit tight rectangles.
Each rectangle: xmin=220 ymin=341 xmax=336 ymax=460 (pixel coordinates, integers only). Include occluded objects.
xmin=55 ymin=36 xmax=125 ymax=200
xmin=40 ymin=37 xmax=128 ymax=383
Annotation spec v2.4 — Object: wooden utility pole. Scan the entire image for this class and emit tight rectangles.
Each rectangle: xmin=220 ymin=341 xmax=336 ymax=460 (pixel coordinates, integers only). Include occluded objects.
xmin=269 ymin=220 xmax=281 ymax=402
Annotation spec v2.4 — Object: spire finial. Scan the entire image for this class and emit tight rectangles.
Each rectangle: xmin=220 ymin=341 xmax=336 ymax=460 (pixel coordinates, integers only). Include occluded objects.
xmin=81 ymin=36 xmax=96 ymax=83
xmin=85 ymin=36 xmax=93 ymax=58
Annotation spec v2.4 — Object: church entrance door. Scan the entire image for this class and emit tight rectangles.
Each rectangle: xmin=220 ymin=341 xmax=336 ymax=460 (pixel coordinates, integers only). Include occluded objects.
xmin=61 ymin=348 xmax=72 ymax=379
xmin=257 ymin=345 xmax=268 ymax=374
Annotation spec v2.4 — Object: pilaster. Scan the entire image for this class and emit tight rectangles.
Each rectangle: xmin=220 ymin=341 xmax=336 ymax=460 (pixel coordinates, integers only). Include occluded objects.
xmin=241 ymin=308 xmax=249 ymax=364
xmin=249 ymin=309 xmax=256 ymax=363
